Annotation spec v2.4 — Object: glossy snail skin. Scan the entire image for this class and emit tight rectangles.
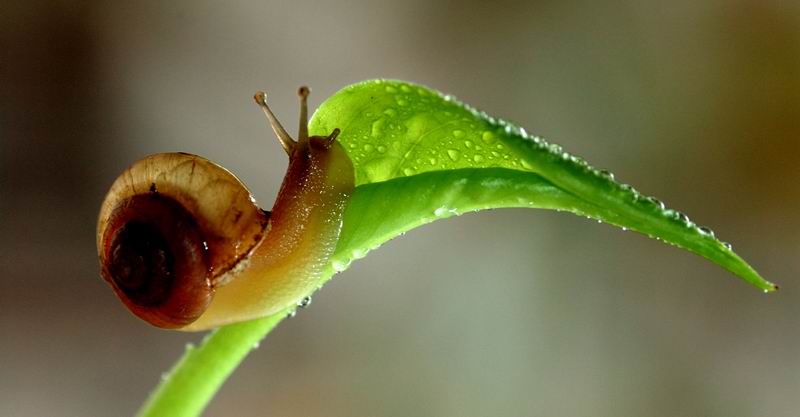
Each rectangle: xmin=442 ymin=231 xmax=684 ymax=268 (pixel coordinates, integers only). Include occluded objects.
xmin=97 ymin=87 xmax=354 ymax=331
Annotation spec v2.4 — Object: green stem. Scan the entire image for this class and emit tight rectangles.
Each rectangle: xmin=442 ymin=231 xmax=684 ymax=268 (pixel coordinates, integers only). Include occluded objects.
xmin=136 ymin=311 xmax=288 ymax=417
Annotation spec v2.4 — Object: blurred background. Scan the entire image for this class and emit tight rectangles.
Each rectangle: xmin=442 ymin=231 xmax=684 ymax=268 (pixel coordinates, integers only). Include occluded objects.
xmin=1 ymin=1 xmax=799 ymax=416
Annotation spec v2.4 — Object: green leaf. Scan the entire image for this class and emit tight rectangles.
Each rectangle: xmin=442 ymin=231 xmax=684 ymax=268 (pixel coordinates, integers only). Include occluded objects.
xmin=310 ymin=79 xmax=776 ymax=292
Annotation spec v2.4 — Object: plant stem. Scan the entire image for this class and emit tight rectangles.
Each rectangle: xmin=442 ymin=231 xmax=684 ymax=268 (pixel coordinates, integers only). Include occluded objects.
xmin=136 ymin=311 xmax=288 ymax=417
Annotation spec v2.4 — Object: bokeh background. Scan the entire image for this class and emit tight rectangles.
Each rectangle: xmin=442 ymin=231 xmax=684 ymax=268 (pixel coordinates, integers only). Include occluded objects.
xmin=2 ymin=1 xmax=799 ymax=416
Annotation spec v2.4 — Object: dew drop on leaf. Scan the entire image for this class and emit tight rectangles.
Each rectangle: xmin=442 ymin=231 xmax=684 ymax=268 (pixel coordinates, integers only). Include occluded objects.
xmin=699 ymin=226 xmax=715 ymax=237
xmin=648 ymin=197 xmax=666 ymax=210
xmin=297 ymin=296 xmax=312 ymax=308
xmin=371 ymin=119 xmax=385 ymax=137
xmin=331 ymin=259 xmax=352 ymax=272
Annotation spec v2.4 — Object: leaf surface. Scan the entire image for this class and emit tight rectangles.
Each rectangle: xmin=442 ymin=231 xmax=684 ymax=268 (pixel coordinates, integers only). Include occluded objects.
xmin=310 ymin=79 xmax=776 ymax=291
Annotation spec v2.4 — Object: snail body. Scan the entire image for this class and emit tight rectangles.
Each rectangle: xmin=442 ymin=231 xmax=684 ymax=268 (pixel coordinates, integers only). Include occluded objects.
xmin=97 ymin=88 xmax=353 ymax=331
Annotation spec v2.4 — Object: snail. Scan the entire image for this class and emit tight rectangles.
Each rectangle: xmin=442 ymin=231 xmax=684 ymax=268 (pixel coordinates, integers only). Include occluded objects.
xmin=96 ymin=87 xmax=354 ymax=331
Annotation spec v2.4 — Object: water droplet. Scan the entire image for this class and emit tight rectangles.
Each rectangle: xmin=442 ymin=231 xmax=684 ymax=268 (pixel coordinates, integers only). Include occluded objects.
xmin=252 ymin=341 xmax=261 ymax=349
xmin=434 ymin=207 xmax=447 ymax=217
xmin=385 ymin=86 xmax=397 ymax=93
xmin=286 ymin=310 xmax=297 ymax=319
xmin=377 ymin=145 xmax=387 ymax=153
xmin=473 ymin=154 xmax=485 ymax=163
xmin=464 ymin=140 xmax=473 ymax=148
xmin=521 ymin=159 xmax=533 ymax=170
xmin=400 ymin=85 xmax=411 ymax=92
xmin=675 ymin=212 xmax=690 ymax=224
xmin=332 ymin=259 xmax=351 ymax=272
xmin=403 ymin=167 xmax=415 ymax=176
xmin=395 ymin=97 xmax=408 ymax=106
xmin=371 ymin=119 xmax=385 ymax=138
xmin=496 ymin=144 xmax=504 ymax=150
xmin=482 ymin=131 xmax=495 ymax=143
xmin=447 ymin=149 xmax=460 ymax=161
xmin=363 ymin=144 xmax=374 ymax=152
xmin=384 ymin=108 xmax=397 ymax=117
xmin=698 ymin=226 xmax=714 ymax=237
xmin=599 ymin=170 xmax=615 ymax=180
xmin=429 ymin=157 xmax=437 ymax=165
xmin=297 ymin=296 xmax=312 ymax=308
xmin=722 ymin=242 xmax=733 ymax=250
xmin=453 ymin=130 xmax=465 ymax=138
xmin=648 ymin=197 xmax=665 ymax=210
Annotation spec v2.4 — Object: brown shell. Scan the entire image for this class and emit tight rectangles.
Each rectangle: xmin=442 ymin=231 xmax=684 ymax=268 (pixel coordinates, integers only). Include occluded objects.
xmin=97 ymin=153 xmax=268 ymax=328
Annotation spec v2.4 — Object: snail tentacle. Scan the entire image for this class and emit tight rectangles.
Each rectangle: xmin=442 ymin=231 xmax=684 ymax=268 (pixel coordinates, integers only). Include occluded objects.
xmin=297 ymin=86 xmax=310 ymax=141
xmin=253 ymin=91 xmax=296 ymax=155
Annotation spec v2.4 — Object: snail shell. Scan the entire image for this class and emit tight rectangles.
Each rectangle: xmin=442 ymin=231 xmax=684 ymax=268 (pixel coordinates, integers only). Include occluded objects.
xmin=97 ymin=87 xmax=353 ymax=330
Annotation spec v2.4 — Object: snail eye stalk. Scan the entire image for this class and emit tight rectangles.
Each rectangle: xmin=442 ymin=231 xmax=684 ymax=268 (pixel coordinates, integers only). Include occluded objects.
xmin=253 ymin=91 xmax=296 ymax=155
